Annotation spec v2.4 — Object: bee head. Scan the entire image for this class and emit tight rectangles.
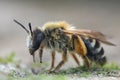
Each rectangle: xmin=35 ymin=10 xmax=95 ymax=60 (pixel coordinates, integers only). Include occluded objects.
xmin=27 ymin=28 xmax=45 ymax=55
xmin=14 ymin=19 xmax=45 ymax=55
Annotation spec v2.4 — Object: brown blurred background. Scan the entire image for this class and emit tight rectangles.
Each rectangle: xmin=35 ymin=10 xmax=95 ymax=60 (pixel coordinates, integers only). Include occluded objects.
xmin=0 ymin=0 xmax=120 ymax=68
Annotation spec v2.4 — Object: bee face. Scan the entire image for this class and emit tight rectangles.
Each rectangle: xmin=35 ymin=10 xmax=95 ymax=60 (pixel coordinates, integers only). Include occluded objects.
xmin=26 ymin=35 xmax=34 ymax=55
xmin=13 ymin=19 xmax=46 ymax=55
xmin=27 ymin=29 xmax=45 ymax=55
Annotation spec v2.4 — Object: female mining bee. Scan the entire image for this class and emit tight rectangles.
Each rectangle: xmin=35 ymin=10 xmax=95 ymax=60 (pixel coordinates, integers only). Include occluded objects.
xmin=14 ymin=19 xmax=115 ymax=72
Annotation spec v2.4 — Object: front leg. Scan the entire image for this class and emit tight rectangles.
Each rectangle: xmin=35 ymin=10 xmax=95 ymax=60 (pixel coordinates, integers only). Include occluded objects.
xmin=52 ymin=48 xmax=68 ymax=72
xmin=39 ymin=46 xmax=44 ymax=63
xmin=32 ymin=53 xmax=36 ymax=63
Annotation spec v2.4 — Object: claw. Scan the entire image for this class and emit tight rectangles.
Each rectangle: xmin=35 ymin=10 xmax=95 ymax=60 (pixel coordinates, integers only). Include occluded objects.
xmin=40 ymin=60 xmax=42 ymax=63
xmin=48 ymin=70 xmax=56 ymax=74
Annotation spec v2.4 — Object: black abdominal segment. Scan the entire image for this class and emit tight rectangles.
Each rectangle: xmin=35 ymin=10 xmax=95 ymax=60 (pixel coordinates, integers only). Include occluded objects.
xmin=82 ymin=37 xmax=107 ymax=66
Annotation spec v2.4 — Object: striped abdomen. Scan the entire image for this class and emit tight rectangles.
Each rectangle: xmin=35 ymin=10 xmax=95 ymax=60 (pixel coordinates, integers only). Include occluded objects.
xmin=82 ymin=37 xmax=107 ymax=66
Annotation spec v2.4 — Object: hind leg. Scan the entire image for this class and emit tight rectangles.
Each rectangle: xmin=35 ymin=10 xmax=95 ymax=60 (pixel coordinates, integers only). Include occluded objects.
xmin=70 ymin=53 xmax=80 ymax=67
xmin=69 ymin=35 xmax=80 ymax=67
xmin=73 ymin=35 xmax=90 ymax=68
xmin=81 ymin=55 xmax=90 ymax=68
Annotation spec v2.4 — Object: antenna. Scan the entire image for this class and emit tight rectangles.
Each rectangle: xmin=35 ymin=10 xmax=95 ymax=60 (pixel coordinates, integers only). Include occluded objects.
xmin=14 ymin=19 xmax=29 ymax=34
xmin=28 ymin=22 xmax=33 ymax=36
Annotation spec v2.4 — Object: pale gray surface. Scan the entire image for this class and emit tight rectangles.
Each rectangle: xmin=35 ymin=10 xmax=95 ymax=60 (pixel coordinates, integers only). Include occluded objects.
xmin=0 ymin=1 xmax=120 ymax=68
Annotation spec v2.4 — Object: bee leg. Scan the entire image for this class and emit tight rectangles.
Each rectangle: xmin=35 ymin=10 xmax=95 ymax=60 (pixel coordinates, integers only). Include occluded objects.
xmin=49 ymin=50 xmax=56 ymax=71
xmin=52 ymin=48 xmax=68 ymax=72
xmin=71 ymin=53 xmax=80 ymax=67
xmin=39 ymin=46 xmax=44 ymax=63
xmin=81 ymin=55 xmax=90 ymax=68
xmin=69 ymin=35 xmax=80 ymax=67
xmin=74 ymin=35 xmax=90 ymax=68
xmin=32 ymin=53 xmax=36 ymax=63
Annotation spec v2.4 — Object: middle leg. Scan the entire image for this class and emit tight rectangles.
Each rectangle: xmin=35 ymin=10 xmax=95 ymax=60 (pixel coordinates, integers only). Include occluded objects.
xmin=52 ymin=48 xmax=68 ymax=72
xmin=49 ymin=50 xmax=56 ymax=71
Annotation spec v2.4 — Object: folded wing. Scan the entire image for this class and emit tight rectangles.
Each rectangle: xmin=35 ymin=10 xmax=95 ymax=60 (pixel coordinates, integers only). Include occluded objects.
xmin=63 ymin=29 xmax=116 ymax=46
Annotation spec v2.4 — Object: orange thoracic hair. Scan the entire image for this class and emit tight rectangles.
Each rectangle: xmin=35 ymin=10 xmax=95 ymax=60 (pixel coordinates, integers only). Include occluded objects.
xmin=42 ymin=21 xmax=72 ymax=30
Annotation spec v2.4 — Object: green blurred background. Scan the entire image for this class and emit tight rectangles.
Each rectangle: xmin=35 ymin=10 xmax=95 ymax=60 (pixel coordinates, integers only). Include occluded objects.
xmin=0 ymin=0 xmax=120 ymax=68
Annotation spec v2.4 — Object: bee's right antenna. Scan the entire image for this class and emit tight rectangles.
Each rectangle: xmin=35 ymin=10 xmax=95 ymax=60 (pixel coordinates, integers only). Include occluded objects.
xmin=13 ymin=19 xmax=29 ymax=34
xmin=28 ymin=23 xmax=33 ymax=36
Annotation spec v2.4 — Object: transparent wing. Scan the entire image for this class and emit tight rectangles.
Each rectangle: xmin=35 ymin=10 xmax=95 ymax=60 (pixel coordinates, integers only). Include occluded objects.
xmin=62 ymin=29 xmax=116 ymax=46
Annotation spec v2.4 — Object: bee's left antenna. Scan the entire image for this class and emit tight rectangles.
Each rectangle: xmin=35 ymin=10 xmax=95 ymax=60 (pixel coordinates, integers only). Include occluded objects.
xmin=13 ymin=19 xmax=29 ymax=34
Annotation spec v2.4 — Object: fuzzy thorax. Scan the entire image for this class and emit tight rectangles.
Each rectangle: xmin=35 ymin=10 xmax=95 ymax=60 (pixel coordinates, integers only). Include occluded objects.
xmin=42 ymin=21 xmax=71 ymax=30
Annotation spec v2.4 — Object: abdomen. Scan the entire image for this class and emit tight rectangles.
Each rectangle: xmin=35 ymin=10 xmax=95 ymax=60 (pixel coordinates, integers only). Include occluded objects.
xmin=82 ymin=37 xmax=107 ymax=66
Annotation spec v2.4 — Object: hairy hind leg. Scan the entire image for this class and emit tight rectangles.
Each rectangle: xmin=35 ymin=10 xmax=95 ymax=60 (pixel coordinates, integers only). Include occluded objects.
xmin=70 ymin=53 xmax=80 ymax=66
xmin=73 ymin=35 xmax=90 ymax=68
xmin=81 ymin=55 xmax=90 ymax=68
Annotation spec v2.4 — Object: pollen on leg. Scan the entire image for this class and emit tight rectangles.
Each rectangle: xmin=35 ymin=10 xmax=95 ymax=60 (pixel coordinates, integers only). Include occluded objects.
xmin=74 ymin=35 xmax=87 ymax=56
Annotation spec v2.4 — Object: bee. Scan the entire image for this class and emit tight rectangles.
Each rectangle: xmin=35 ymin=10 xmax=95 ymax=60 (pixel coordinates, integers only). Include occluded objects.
xmin=14 ymin=19 xmax=115 ymax=72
